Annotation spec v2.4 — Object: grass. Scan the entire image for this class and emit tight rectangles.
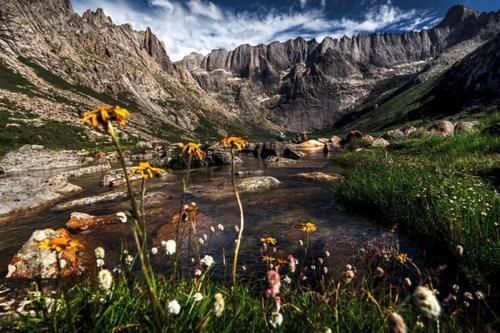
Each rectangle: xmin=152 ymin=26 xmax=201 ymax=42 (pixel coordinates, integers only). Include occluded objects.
xmin=333 ymin=112 xmax=500 ymax=285
xmin=0 ymin=110 xmax=93 ymax=157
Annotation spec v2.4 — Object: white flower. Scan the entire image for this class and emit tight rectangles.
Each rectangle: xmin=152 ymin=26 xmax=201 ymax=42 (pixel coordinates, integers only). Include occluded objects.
xmin=198 ymin=237 xmax=205 ymax=245
xmin=116 ymin=212 xmax=127 ymax=223
xmin=463 ymin=291 xmax=474 ymax=301
xmin=6 ymin=264 xmax=16 ymax=278
xmin=283 ymin=275 xmax=291 ymax=284
xmin=151 ymin=247 xmax=158 ymax=255
xmin=325 ymin=250 xmax=330 ymax=257
xmin=96 ymin=259 xmax=105 ymax=268
xmin=94 ymin=247 xmax=105 ymax=259
xmin=310 ymin=265 xmax=316 ymax=271
xmin=298 ymin=240 xmax=304 ymax=246
xmin=125 ymin=255 xmax=133 ymax=265
xmin=194 ymin=269 xmax=202 ymax=276
xmin=98 ymin=269 xmax=113 ymax=291
xmin=269 ymin=311 xmax=283 ymax=328
xmin=164 ymin=240 xmax=176 ymax=255
xmin=213 ymin=293 xmax=225 ymax=317
xmin=59 ymin=259 xmax=67 ymax=269
xmin=210 ymin=226 xmax=216 ymax=233
xmin=168 ymin=300 xmax=181 ymax=315
xmin=200 ymin=255 xmax=214 ymax=268
xmin=242 ymin=265 xmax=247 ymax=271
xmin=235 ymin=225 xmax=240 ymax=232
xmin=456 ymin=245 xmax=464 ymax=256
xmin=217 ymin=224 xmax=224 ymax=231
xmin=203 ymin=234 xmax=208 ymax=241
xmin=412 ymin=286 xmax=441 ymax=320
xmin=318 ymin=258 xmax=324 ymax=265
xmin=325 ymin=328 xmax=333 ymax=333
xmin=475 ymin=291 xmax=485 ymax=300
xmin=323 ymin=267 xmax=328 ymax=274
xmin=193 ymin=292 xmax=203 ymax=302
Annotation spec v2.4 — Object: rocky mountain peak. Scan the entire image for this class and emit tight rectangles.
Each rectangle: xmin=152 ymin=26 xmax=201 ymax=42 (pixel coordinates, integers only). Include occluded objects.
xmin=82 ymin=8 xmax=113 ymax=25
xmin=438 ymin=4 xmax=480 ymax=28
xmin=142 ymin=27 xmax=173 ymax=72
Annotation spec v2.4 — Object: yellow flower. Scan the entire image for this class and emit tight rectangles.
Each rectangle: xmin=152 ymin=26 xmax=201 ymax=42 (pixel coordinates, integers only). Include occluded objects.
xmin=81 ymin=105 xmax=130 ymax=130
xmin=180 ymin=142 xmax=206 ymax=160
xmin=300 ymin=221 xmax=317 ymax=233
xmin=262 ymin=255 xmax=276 ymax=263
xmin=260 ymin=236 xmax=278 ymax=246
xmin=131 ymin=161 xmax=164 ymax=179
xmin=219 ymin=136 xmax=248 ymax=151
xmin=113 ymin=106 xmax=131 ymax=127
xmin=275 ymin=257 xmax=288 ymax=266
xmin=395 ymin=253 xmax=410 ymax=264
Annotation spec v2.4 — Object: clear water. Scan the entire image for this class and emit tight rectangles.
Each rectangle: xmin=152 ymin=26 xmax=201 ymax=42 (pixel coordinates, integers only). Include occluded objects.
xmin=0 ymin=151 xmax=413 ymax=280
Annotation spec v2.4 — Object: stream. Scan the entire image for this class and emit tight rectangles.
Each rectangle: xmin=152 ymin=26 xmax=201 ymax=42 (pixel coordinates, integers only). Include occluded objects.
xmin=0 ymin=151 xmax=418 ymax=281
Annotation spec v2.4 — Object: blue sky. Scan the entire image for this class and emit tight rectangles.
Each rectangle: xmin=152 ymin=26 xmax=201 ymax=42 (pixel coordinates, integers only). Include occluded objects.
xmin=72 ymin=0 xmax=500 ymax=60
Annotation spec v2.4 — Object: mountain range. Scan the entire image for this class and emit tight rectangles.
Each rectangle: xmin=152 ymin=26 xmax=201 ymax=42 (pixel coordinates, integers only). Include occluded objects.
xmin=0 ymin=0 xmax=499 ymax=147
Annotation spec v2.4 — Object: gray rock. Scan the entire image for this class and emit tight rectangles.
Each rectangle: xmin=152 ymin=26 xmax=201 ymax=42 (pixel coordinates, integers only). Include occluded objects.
xmin=237 ymin=176 xmax=280 ymax=192
xmin=264 ymin=156 xmax=297 ymax=165
xmin=292 ymin=172 xmax=343 ymax=182
xmin=372 ymin=138 xmax=390 ymax=148
xmin=428 ymin=120 xmax=455 ymax=137
xmin=0 ymin=145 xmax=88 ymax=174
xmin=454 ymin=121 xmax=478 ymax=133
xmin=383 ymin=129 xmax=405 ymax=141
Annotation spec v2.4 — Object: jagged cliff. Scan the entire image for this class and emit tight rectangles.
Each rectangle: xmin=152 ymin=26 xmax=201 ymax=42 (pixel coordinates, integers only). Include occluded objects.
xmin=179 ymin=5 xmax=500 ymax=130
xmin=0 ymin=0 xmax=248 ymax=144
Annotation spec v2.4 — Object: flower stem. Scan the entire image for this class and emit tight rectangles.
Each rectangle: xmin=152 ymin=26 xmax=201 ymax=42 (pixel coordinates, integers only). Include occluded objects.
xmin=231 ymin=148 xmax=244 ymax=289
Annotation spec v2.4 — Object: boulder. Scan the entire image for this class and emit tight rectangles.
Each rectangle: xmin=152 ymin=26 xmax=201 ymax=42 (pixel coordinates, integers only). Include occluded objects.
xmin=66 ymin=212 xmax=122 ymax=232
xmin=237 ymin=176 xmax=280 ymax=192
xmin=253 ymin=141 xmax=286 ymax=159
xmin=264 ymin=156 xmax=297 ymax=165
xmin=345 ymin=130 xmax=363 ymax=143
xmin=54 ymin=191 xmax=128 ymax=210
xmin=206 ymin=148 xmax=242 ymax=166
xmin=323 ymin=142 xmax=341 ymax=153
xmin=7 ymin=228 xmax=86 ymax=279
xmin=428 ymin=120 xmax=454 ymax=137
xmin=454 ymin=121 xmax=478 ymax=134
xmin=292 ymin=172 xmax=343 ymax=183
xmin=372 ymin=138 xmax=390 ymax=148
xmin=361 ymin=135 xmax=374 ymax=145
xmin=330 ymin=136 xmax=342 ymax=146
xmin=283 ymin=147 xmax=304 ymax=160
xmin=297 ymin=140 xmax=325 ymax=150
xmin=483 ymin=122 xmax=500 ymax=136
xmin=0 ymin=145 xmax=88 ymax=174
xmin=383 ymin=129 xmax=405 ymax=141
xmin=402 ymin=126 xmax=417 ymax=137
xmin=100 ymin=168 xmax=143 ymax=187
xmin=0 ymin=175 xmax=81 ymax=222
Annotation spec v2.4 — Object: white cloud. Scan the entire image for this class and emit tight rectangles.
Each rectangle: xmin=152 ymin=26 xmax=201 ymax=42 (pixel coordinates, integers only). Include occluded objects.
xmin=73 ymin=0 xmax=438 ymax=61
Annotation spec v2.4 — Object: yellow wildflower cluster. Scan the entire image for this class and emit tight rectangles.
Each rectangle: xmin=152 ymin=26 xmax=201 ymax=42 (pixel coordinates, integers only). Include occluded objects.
xmin=219 ymin=136 xmax=248 ymax=150
xmin=131 ymin=162 xmax=164 ymax=179
xmin=300 ymin=221 xmax=317 ymax=233
xmin=81 ymin=105 xmax=130 ymax=130
xmin=180 ymin=142 xmax=206 ymax=160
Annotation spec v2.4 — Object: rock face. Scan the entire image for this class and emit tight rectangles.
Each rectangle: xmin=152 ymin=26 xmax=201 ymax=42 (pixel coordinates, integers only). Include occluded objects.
xmin=178 ymin=5 xmax=500 ymax=130
xmin=0 ymin=0 xmax=239 ymax=144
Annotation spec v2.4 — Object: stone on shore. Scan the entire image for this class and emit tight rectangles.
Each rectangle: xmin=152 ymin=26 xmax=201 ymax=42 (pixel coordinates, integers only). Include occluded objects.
xmin=297 ymin=140 xmax=325 ymax=150
xmin=264 ymin=156 xmax=297 ymax=165
xmin=372 ymin=138 xmax=390 ymax=148
xmin=237 ymin=176 xmax=281 ymax=192
xmin=428 ymin=120 xmax=455 ymax=137
xmin=7 ymin=228 xmax=86 ymax=279
xmin=0 ymin=145 xmax=89 ymax=174
xmin=0 ymin=175 xmax=82 ymax=221
xmin=66 ymin=212 xmax=123 ymax=232
xmin=292 ymin=172 xmax=344 ymax=183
